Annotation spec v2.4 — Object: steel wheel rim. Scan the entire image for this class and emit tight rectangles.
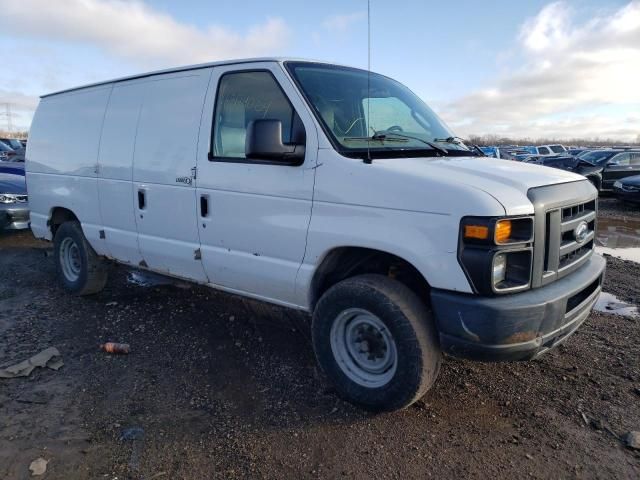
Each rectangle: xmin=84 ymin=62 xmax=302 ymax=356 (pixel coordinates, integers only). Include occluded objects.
xmin=330 ymin=308 xmax=397 ymax=388
xmin=60 ymin=237 xmax=81 ymax=282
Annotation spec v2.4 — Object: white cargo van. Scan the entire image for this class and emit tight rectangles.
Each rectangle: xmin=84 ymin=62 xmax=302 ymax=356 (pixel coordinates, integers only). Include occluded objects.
xmin=26 ymin=59 xmax=605 ymax=411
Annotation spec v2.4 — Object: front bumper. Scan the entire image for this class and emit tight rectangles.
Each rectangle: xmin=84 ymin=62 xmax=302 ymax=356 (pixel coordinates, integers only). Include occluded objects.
xmin=0 ymin=203 xmax=30 ymax=231
xmin=431 ymin=253 xmax=606 ymax=361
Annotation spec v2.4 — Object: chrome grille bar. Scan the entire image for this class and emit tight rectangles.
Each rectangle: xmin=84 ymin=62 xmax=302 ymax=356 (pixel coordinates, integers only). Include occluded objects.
xmin=527 ymin=181 xmax=598 ymax=288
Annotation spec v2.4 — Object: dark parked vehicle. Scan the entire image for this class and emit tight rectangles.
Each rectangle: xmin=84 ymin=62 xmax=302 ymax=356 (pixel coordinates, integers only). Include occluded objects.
xmin=541 ymin=149 xmax=640 ymax=192
xmin=0 ymin=172 xmax=29 ymax=231
xmin=0 ymin=162 xmax=25 ymax=175
xmin=0 ymin=138 xmax=26 ymax=153
xmin=613 ymin=175 xmax=640 ymax=203
xmin=567 ymin=148 xmax=587 ymax=156
xmin=0 ymin=141 xmax=17 ymax=161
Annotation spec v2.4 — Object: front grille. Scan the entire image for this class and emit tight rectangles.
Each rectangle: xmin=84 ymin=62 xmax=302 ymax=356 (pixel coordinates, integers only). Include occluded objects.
xmin=528 ymin=181 xmax=598 ymax=288
xmin=555 ymin=199 xmax=596 ymax=272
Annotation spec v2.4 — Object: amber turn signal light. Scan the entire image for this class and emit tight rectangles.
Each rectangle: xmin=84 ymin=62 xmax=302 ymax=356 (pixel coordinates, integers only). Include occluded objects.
xmin=495 ymin=220 xmax=512 ymax=244
xmin=464 ymin=225 xmax=490 ymax=240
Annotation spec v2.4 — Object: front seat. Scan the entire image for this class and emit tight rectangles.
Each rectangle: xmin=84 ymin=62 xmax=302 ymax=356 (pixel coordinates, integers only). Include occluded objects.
xmin=217 ymin=101 xmax=246 ymax=157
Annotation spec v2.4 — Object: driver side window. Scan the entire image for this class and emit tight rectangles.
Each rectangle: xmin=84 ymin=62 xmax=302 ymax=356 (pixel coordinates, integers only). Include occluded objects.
xmin=211 ymin=71 xmax=295 ymax=160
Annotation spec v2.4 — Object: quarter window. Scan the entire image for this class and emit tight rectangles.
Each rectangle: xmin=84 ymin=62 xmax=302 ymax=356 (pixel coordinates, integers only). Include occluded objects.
xmin=211 ymin=71 xmax=296 ymax=160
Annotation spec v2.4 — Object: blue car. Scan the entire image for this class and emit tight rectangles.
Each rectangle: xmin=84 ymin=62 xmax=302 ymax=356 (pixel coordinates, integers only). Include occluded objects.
xmin=0 ymin=162 xmax=25 ymax=176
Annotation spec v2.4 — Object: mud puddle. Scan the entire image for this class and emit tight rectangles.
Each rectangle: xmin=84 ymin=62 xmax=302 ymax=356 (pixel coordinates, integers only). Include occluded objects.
xmin=594 ymin=292 xmax=639 ymax=318
xmin=596 ymin=216 xmax=640 ymax=263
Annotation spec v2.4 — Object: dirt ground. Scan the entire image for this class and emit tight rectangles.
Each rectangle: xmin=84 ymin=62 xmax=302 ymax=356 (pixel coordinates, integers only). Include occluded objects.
xmin=1 ymin=202 xmax=639 ymax=479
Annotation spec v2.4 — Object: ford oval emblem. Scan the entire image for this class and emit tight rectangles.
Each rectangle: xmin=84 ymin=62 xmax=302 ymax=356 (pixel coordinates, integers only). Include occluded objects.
xmin=574 ymin=221 xmax=589 ymax=243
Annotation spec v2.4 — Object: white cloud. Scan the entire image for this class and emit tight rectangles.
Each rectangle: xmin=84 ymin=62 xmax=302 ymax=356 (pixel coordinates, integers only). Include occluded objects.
xmin=0 ymin=0 xmax=292 ymax=131
xmin=0 ymin=0 xmax=290 ymax=67
xmin=442 ymin=1 xmax=640 ymax=141
xmin=322 ymin=12 xmax=366 ymax=33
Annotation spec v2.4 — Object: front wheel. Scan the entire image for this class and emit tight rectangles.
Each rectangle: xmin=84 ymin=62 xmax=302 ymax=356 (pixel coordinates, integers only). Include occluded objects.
xmin=312 ymin=274 xmax=441 ymax=411
xmin=54 ymin=221 xmax=108 ymax=295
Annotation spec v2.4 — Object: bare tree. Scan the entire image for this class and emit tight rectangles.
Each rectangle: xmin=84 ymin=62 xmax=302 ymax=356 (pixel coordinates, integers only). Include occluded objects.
xmin=467 ymin=134 xmax=640 ymax=147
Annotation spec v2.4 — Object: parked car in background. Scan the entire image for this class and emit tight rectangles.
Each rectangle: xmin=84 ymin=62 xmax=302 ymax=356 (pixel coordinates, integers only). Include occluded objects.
xmin=0 ymin=145 xmax=25 ymax=162
xmin=542 ymin=149 xmax=640 ymax=192
xmin=541 ymin=144 xmax=567 ymax=154
xmin=0 ymin=172 xmax=29 ymax=231
xmin=538 ymin=154 xmax=580 ymax=170
xmin=0 ymin=162 xmax=25 ymax=175
xmin=613 ymin=175 xmax=640 ymax=204
xmin=495 ymin=147 xmax=530 ymax=160
xmin=514 ymin=154 xmax=545 ymax=163
xmin=525 ymin=144 xmax=566 ymax=156
xmin=478 ymin=146 xmax=497 ymax=158
xmin=0 ymin=141 xmax=17 ymax=161
xmin=0 ymin=138 xmax=26 ymax=154
xmin=567 ymin=148 xmax=588 ymax=156
xmin=20 ymin=139 xmax=27 ymax=147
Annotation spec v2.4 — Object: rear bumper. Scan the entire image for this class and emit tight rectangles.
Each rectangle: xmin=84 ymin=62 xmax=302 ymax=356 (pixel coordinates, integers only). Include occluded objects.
xmin=431 ymin=253 xmax=606 ymax=361
xmin=0 ymin=203 xmax=30 ymax=231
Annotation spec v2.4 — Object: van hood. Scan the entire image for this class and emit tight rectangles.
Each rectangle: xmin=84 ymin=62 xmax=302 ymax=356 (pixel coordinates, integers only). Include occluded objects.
xmin=375 ymin=155 xmax=588 ymax=215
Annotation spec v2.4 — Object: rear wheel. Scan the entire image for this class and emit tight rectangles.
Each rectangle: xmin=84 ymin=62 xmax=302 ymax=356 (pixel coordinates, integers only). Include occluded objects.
xmin=312 ymin=274 xmax=441 ymax=411
xmin=54 ymin=221 xmax=108 ymax=295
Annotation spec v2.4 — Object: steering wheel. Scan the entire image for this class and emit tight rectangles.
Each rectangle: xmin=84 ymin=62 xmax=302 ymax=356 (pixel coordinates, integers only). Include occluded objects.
xmin=385 ymin=125 xmax=404 ymax=133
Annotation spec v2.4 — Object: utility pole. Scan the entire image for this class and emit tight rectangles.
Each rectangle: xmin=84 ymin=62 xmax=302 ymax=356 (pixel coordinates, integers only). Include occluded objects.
xmin=0 ymin=103 xmax=14 ymax=134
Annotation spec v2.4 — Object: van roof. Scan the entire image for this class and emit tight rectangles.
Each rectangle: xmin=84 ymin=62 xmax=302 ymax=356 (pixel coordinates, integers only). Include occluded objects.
xmin=41 ymin=57 xmax=347 ymax=98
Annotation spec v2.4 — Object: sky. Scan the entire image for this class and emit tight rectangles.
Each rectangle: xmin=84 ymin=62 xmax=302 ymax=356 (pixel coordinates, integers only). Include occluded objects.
xmin=0 ymin=0 xmax=639 ymax=141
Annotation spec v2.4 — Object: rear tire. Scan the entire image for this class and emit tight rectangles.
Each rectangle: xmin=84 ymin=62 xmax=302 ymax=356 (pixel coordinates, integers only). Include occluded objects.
xmin=54 ymin=221 xmax=108 ymax=295
xmin=312 ymin=274 xmax=441 ymax=412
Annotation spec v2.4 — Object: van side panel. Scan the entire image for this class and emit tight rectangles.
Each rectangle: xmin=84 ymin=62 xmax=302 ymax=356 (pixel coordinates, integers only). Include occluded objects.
xmin=27 ymin=86 xmax=112 ymax=243
xmin=96 ymin=81 xmax=146 ymax=264
xmin=132 ymin=70 xmax=212 ymax=282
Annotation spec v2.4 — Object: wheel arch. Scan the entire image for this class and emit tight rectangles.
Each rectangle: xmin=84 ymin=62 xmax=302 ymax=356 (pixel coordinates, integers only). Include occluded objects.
xmin=48 ymin=206 xmax=79 ymax=237
xmin=309 ymin=246 xmax=431 ymax=311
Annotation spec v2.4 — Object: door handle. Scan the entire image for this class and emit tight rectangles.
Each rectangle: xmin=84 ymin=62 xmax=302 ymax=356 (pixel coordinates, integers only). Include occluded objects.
xmin=138 ymin=189 xmax=146 ymax=210
xmin=200 ymin=195 xmax=209 ymax=217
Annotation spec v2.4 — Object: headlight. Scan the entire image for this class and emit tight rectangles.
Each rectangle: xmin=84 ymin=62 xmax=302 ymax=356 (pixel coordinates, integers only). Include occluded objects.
xmin=0 ymin=194 xmax=18 ymax=204
xmin=614 ymin=181 xmax=622 ymax=188
xmin=492 ymin=253 xmax=507 ymax=284
xmin=459 ymin=216 xmax=534 ymax=295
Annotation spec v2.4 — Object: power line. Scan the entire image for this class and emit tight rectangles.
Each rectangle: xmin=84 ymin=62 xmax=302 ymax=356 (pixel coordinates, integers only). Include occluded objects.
xmin=0 ymin=103 xmax=16 ymax=133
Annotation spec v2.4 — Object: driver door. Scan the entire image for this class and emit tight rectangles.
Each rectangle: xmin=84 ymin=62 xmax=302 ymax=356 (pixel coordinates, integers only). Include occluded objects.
xmin=194 ymin=62 xmax=319 ymax=307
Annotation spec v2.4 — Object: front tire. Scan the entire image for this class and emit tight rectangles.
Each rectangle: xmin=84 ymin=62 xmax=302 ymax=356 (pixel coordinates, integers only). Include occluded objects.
xmin=312 ymin=274 xmax=441 ymax=411
xmin=54 ymin=221 xmax=108 ymax=295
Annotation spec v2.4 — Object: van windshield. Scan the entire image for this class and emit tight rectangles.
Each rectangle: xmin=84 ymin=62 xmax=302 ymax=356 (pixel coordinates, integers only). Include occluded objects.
xmin=285 ymin=62 xmax=472 ymax=158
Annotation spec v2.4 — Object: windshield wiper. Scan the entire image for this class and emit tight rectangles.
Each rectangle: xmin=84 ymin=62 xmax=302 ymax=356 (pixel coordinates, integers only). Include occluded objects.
xmin=433 ymin=136 xmax=484 ymax=156
xmin=433 ymin=136 xmax=466 ymax=145
xmin=343 ymin=135 xmax=409 ymax=143
xmin=371 ymin=131 xmax=448 ymax=155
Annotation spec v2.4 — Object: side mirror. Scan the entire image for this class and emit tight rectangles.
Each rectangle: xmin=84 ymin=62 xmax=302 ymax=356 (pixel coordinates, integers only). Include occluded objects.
xmin=606 ymin=160 xmax=618 ymax=167
xmin=245 ymin=119 xmax=305 ymax=164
